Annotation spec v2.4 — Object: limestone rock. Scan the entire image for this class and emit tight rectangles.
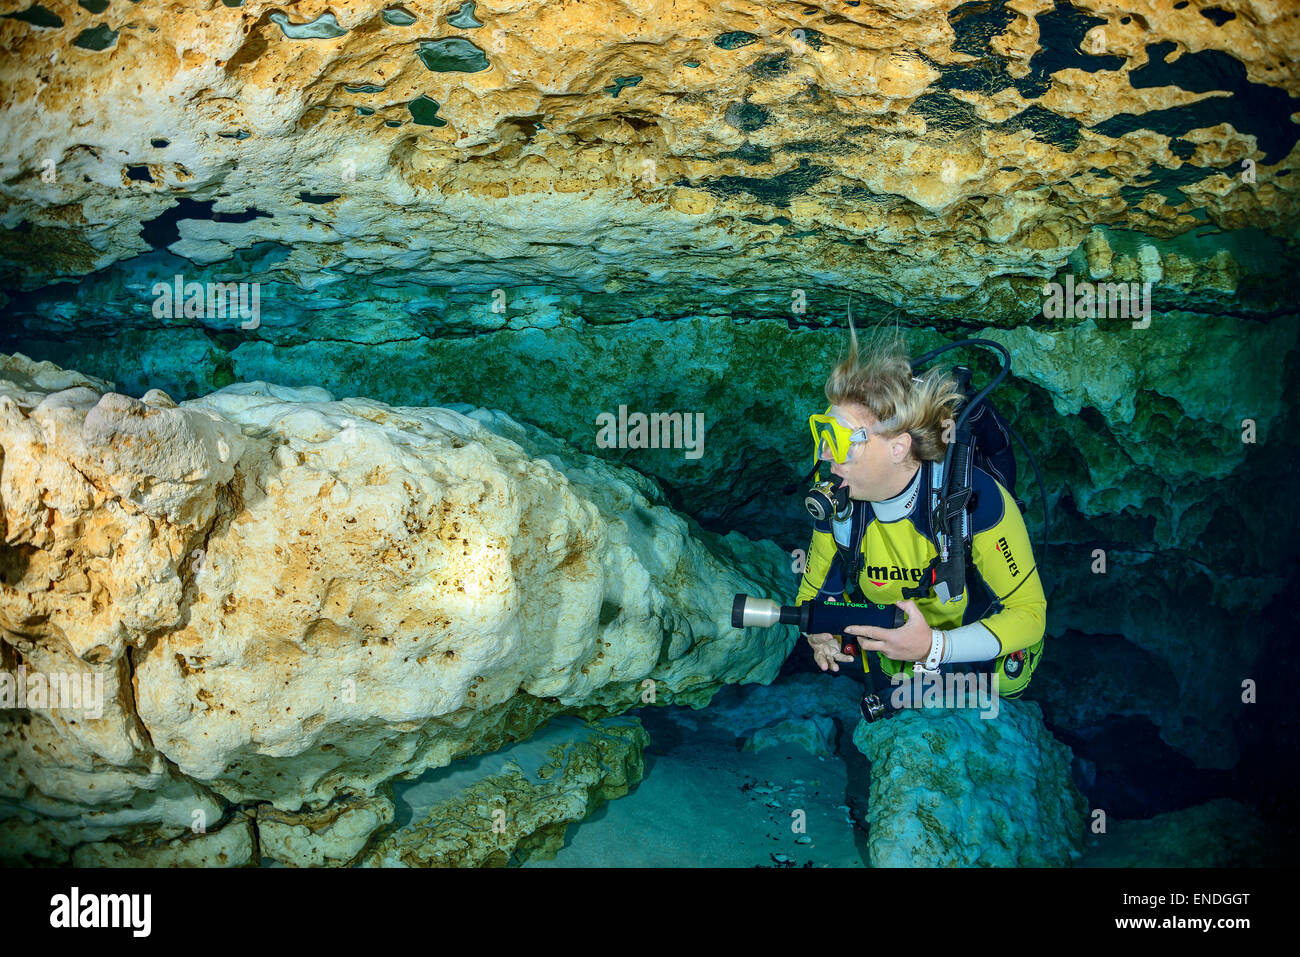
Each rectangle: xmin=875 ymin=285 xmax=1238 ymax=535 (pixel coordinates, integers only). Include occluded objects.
xmin=743 ymin=715 xmax=837 ymax=757
xmin=0 ymin=1 xmax=1294 ymax=865
xmin=1083 ymin=228 xmax=1113 ymax=279
xmin=0 ymin=355 xmax=793 ymax=859
xmin=852 ymin=700 xmax=1087 ymax=867
xmin=1078 ymin=798 xmax=1275 ymax=867
xmin=0 ymin=695 xmax=229 ymax=865
xmin=707 ymin=672 xmax=863 ymax=739
xmin=22 ymin=300 xmax=1294 ymax=569
xmin=258 ymin=792 xmax=395 ymax=867
xmin=0 ymin=1 xmax=1295 ymax=312
xmin=71 ymin=813 xmax=256 ymax=868
xmin=1137 ymin=244 xmax=1164 ymax=284
xmin=363 ymin=715 xmax=649 ymax=867
xmin=978 ymin=314 xmax=1297 ymax=497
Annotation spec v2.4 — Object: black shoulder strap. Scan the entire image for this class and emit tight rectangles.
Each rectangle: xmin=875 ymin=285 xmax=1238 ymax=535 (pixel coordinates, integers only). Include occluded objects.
xmin=835 ymin=500 xmax=870 ymax=602
xmin=902 ymin=457 xmax=976 ymax=603
xmin=902 ymin=461 xmax=939 ymax=600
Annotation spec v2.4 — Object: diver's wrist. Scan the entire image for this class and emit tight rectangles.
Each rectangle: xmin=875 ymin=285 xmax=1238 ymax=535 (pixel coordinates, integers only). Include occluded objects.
xmin=918 ymin=629 xmax=944 ymax=672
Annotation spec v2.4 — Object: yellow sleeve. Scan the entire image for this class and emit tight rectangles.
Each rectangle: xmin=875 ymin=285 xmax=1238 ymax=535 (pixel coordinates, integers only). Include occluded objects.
xmin=967 ymin=482 xmax=1046 ymax=654
xmin=795 ymin=527 xmax=841 ymax=606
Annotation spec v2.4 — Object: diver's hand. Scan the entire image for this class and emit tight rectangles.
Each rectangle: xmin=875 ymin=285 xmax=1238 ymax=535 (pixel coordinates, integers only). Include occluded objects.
xmin=845 ymin=599 xmax=933 ymax=662
xmin=807 ymin=632 xmax=854 ymax=672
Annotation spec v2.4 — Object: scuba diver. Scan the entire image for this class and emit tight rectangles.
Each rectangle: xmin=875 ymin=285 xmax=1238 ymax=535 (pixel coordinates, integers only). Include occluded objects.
xmin=795 ymin=321 xmax=1047 ymax=704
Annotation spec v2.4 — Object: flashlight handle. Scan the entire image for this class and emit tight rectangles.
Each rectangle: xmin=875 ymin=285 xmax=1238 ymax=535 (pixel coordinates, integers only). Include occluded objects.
xmin=799 ymin=600 xmax=904 ymax=635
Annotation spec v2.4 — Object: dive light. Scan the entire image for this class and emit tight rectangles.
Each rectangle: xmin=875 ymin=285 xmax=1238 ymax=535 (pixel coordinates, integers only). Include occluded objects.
xmin=733 ymin=594 xmax=910 ymax=723
xmin=731 ymin=594 xmax=904 ymax=635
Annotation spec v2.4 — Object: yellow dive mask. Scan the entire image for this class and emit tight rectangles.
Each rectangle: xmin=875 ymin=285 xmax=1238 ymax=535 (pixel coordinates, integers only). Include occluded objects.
xmin=808 ymin=407 xmax=871 ymax=465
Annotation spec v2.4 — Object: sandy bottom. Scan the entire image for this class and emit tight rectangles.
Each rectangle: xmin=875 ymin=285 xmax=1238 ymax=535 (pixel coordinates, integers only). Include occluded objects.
xmin=377 ymin=671 xmax=1255 ymax=867
xmin=529 ymin=675 xmax=875 ymax=868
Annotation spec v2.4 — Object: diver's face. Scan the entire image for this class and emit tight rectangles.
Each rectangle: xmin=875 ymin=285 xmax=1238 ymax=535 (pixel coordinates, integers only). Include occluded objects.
xmin=821 ymin=403 xmax=912 ymax=501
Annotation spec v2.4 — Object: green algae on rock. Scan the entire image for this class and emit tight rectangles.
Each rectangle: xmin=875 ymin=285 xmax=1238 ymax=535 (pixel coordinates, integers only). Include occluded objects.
xmin=853 ymin=700 xmax=1087 ymax=867
xmin=363 ymin=716 xmax=650 ymax=867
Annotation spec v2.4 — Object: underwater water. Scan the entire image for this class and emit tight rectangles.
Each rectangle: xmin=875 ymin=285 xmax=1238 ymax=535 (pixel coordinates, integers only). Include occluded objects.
xmin=0 ymin=0 xmax=1298 ymax=890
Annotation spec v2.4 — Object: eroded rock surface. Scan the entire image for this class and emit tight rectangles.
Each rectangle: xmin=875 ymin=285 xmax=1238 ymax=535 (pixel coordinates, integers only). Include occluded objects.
xmin=852 ymin=699 xmax=1087 ymax=866
xmin=0 ymin=353 xmax=793 ymax=863
xmin=363 ymin=715 xmax=649 ymax=867
xmin=258 ymin=792 xmax=395 ymax=867
xmin=1 ymin=1 xmax=1295 ymax=314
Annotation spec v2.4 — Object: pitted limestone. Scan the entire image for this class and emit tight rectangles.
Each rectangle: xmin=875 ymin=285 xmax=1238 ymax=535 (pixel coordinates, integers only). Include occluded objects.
xmin=852 ymin=700 xmax=1087 ymax=867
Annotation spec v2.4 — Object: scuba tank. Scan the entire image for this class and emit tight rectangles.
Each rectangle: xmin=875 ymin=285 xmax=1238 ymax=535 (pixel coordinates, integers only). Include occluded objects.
xmin=902 ymin=339 xmax=1048 ymax=605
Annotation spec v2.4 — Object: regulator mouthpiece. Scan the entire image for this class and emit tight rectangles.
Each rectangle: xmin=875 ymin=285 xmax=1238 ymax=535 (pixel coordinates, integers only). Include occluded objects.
xmin=805 ymin=479 xmax=850 ymax=523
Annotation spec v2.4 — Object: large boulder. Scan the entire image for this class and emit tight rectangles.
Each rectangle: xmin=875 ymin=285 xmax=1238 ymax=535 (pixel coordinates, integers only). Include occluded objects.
xmin=0 ymin=354 xmax=793 ymax=863
xmin=853 ymin=699 xmax=1087 ymax=867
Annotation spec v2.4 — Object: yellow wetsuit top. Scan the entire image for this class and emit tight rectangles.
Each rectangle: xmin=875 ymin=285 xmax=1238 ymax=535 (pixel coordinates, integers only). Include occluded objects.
xmin=795 ymin=461 xmax=1046 ymax=696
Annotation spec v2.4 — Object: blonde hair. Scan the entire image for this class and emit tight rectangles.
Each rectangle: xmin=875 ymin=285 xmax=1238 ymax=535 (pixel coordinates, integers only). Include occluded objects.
xmin=824 ymin=313 xmax=964 ymax=463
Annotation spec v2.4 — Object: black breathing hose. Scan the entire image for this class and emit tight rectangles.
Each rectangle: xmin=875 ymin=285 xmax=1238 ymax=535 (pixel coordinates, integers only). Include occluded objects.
xmin=912 ymin=336 xmax=1049 ymax=555
xmin=910 ymin=338 xmax=1011 ymax=533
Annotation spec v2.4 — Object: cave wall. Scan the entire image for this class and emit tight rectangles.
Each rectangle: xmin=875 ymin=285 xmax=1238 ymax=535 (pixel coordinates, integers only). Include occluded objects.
xmin=1 ymin=0 xmax=1298 ymax=861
